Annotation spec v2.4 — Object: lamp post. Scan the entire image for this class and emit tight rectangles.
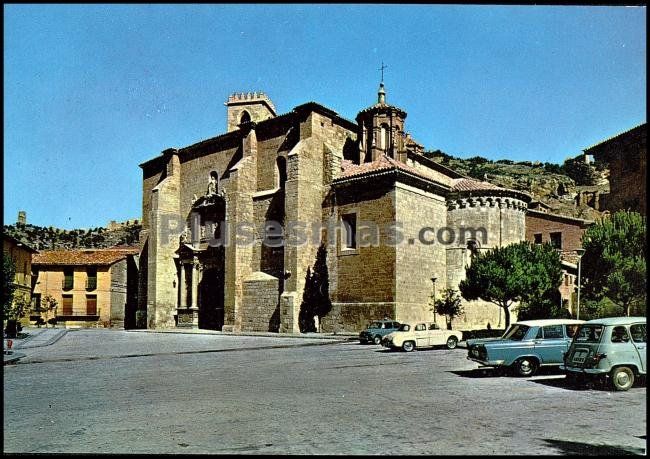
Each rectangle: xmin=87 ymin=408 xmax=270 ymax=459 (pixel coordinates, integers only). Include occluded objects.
xmin=576 ymin=248 xmax=585 ymax=320
xmin=431 ymin=277 xmax=437 ymax=324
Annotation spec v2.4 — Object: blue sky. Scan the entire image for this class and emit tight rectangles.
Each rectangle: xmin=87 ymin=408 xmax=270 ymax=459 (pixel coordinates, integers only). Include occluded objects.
xmin=4 ymin=4 xmax=646 ymax=229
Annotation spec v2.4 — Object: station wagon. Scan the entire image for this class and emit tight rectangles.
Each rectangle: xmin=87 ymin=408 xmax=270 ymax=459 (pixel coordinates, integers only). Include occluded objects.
xmin=359 ymin=320 xmax=401 ymax=345
xmin=562 ymin=317 xmax=646 ymax=391
xmin=467 ymin=319 xmax=585 ymax=376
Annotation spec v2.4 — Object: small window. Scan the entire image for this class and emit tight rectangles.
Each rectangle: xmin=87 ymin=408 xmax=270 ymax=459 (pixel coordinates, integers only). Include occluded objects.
xmin=392 ymin=322 xmax=400 ymax=329
xmin=429 ymin=323 xmax=439 ymax=330
xmin=415 ymin=323 xmax=426 ymax=331
xmin=535 ymin=328 xmax=543 ymax=339
xmin=550 ymin=232 xmax=562 ymax=249
xmin=533 ymin=233 xmax=543 ymax=244
xmin=630 ymin=324 xmax=646 ymax=343
xmin=542 ymin=325 xmax=564 ymax=339
xmin=341 ymin=213 xmax=357 ymax=250
xmin=611 ymin=326 xmax=630 ymax=343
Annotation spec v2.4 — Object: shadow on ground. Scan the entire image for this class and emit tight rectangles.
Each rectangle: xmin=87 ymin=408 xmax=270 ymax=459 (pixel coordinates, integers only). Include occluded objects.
xmin=531 ymin=375 xmax=646 ymax=392
xmin=449 ymin=366 xmax=564 ymax=379
xmin=542 ymin=438 xmax=646 ymax=455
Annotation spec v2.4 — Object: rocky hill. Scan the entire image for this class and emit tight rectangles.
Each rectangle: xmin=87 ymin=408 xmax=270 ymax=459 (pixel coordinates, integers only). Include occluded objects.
xmin=424 ymin=151 xmax=609 ymax=221
xmin=3 ymin=222 xmax=142 ymax=251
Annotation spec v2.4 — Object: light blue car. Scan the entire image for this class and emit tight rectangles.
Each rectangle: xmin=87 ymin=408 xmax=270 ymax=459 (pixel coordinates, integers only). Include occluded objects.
xmin=467 ymin=319 xmax=585 ymax=376
xmin=561 ymin=317 xmax=646 ymax=391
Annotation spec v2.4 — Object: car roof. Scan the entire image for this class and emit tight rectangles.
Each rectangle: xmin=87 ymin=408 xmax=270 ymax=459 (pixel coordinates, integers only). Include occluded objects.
xmin=581 ymin=317 xmax=646 ymax=326
xmin=513 ymin=319 xmax=585 ymax=327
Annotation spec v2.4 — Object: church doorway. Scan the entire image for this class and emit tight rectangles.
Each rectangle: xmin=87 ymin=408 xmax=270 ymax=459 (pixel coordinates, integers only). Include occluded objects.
xmin=198 ymin=267 xmax=224 ymax=330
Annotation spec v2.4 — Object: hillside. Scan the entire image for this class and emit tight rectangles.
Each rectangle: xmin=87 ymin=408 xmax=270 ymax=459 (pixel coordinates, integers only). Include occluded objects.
xmin=424 ymin=151 xmax=609 ymax=221
xmin=3 ymin=222 xmax=142 ymax=251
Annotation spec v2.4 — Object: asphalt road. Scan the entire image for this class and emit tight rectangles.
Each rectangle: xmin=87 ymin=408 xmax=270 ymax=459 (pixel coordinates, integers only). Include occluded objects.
xmin=3 ymin=329 xmax=647 ymax=455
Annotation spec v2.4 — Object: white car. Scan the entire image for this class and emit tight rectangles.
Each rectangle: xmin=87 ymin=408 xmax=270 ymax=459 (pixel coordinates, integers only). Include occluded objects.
xmin=381 ymin=321 xmax=462 ymax=352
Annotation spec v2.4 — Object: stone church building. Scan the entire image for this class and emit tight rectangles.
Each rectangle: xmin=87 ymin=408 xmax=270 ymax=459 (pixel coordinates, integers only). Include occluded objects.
xmin=138 ymin=83 xmax=530 ymax=333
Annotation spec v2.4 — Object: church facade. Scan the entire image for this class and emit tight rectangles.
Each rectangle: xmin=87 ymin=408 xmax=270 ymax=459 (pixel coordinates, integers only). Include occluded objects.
xmin=138 ymin=84 xmax=530 ymax=333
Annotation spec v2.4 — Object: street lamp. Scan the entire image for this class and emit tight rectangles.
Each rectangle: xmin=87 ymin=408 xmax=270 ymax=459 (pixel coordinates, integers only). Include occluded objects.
xmin=431 ymin=277 xmax=437 ymax=324
xmin=576 ymin=248 xmax=586 ymax=320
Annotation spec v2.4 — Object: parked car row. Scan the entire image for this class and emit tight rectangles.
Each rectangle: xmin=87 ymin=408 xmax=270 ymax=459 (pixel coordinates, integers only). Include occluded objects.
xmin=360 ymin=316 xmax=646 ymax=391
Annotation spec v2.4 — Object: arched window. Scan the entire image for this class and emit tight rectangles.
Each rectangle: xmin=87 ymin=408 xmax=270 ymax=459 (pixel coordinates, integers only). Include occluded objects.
xmin=276 ymin=156 xmax=287 ymax=189
xmin=379 ymin=124 xmax=388 ymax=150
xmin=240 ymin=111 xmax=251 ymax=124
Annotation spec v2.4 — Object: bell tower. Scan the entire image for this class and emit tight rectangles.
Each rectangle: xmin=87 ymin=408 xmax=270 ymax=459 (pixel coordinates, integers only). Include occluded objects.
xmin=355 ymin=80 xmax=408 ymax=163
xmin=225 ymin=92 xmax=277 ymax=132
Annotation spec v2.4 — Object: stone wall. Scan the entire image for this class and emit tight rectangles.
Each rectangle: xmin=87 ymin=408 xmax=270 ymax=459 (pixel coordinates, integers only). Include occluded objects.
xmin=109 ymin=258 xmax=128 ymax=326
xmin=321 ymin=302 xmax=396 ymax=334
xmin=241 ymin=271 xmax=280 ymax=332
xmin=586 ymin=123 xmax=646 ymax=216
xmin=222 ymin=136 xmax=257 ymax=331
xmin=179 ymin=141 xmax=240 ymax=225
xmin=330 ymin=183 xmax=396 ymax=304
xmin=146 ymin=152 xmax=181 ymax=329
xmin=394 ymin=183 xmax=447 ymax=325
xmin=446 ymin=195 xmax=527 ymax=330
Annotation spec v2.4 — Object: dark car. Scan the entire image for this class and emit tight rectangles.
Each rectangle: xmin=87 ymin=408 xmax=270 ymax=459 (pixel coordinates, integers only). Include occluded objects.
xmin=359 ymin=320 xmax=401 ymax=345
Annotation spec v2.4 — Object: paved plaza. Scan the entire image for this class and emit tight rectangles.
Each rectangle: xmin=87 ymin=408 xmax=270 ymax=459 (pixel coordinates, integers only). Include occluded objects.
xmin=3 ymin=328 xmax=647 ymax=455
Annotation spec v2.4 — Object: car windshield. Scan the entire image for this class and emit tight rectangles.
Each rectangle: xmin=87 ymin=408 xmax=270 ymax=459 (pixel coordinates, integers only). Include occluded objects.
xmin=398 ymin=324 xmax=411 ymax=332
xmin=368 ymin=322 xmax=382 ymax=329
xmin=502 ymin=325 xmax=530 ymax=341
xmin=574 ymin=325 xmax=604 ymax=343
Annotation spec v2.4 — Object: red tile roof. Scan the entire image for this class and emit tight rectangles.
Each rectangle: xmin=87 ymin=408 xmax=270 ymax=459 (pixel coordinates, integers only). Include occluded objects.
xmin=450 ymin=178 xmax=504 ymax=192
xmin=338 ymin=154 xmax=435 ymax=182
xmin=33 ymin=248 xmax=139 ymax=266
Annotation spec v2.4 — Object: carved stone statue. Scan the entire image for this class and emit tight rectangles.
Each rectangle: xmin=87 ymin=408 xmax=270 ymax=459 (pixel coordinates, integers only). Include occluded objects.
xmin=206 ymin=171 xmax=218 ymax=196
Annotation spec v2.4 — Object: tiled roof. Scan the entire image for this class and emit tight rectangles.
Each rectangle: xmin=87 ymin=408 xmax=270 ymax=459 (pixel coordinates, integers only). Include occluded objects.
xmin=33 ymin=247 xmax=139 ymax=266
xmin=338 ymin=154 xmax=434 ymax=182
xmin=527 ymin=209 xmax=594 ymax=226
xmin=450 ymin=178 xmax=504 ymax=192
xmin=357 ymin=102 xmax=406 ymax=116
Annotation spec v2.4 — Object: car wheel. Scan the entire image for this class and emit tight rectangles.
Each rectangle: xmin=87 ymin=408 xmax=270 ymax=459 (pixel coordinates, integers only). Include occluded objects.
xmin=610 ymin=366 xmax=635 ymax=391
xmin=402 ymin=341 xmax=415 ymax=352
xmin=446 ymin=336 xmax=458 ymax=349
xmin=373 ymin=335 xmax=382 ymax=345
xmin=514 ymin=357 xmax=538 ymax=377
